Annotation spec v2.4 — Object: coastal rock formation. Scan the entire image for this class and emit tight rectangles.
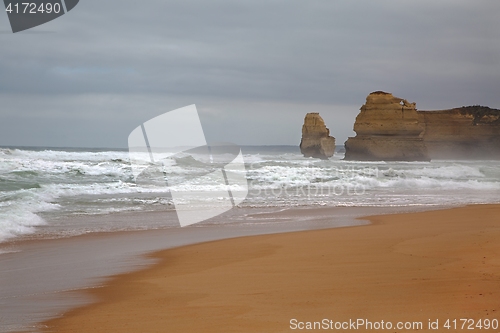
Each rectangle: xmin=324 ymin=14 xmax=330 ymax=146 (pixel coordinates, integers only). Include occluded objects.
xmin=300 ymin=113 xmax=336 ymax=159
xmin=344 ymin=91 xmax=500 ymax=160
xmin=419 ymin=106 xmax=500 ymax=159
xmin=344 ymin=92 xmax=430 ymax=161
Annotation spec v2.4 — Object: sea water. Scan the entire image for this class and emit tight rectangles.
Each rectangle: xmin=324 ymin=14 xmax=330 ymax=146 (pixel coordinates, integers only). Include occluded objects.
xmin=1 ymin=145 xmax=500 ymax=244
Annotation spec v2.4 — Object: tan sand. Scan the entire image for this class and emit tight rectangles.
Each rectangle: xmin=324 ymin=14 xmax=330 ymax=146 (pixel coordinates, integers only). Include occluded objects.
xmin=43 ymin=205 xmax=500 ymax=332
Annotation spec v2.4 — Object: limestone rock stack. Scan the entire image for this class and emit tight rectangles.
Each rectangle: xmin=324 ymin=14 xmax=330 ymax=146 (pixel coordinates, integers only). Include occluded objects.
xmin=344 ymin=91 xmax=430 ymax=161
xmin=300 ymin=113 xmax=336 ymax=159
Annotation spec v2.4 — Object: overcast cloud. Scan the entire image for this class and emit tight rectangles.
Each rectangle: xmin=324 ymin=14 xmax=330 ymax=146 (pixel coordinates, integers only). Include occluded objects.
xmin=1 ymin=0 xmax=499 ymax=147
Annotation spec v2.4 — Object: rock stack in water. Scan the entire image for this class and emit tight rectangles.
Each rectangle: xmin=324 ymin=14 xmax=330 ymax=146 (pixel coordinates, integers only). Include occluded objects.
xmin=300 ymin=113 xmax=336 ymax=159
xmin=344 ymin=91 xmax=430 ymax=161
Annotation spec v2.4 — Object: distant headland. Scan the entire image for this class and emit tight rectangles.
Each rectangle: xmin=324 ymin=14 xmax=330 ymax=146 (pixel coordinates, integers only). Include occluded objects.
xmin=300 ymin=91 xmax=500 ymax=161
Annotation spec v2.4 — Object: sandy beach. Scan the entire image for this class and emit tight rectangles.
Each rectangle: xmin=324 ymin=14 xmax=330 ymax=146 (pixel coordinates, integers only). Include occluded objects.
xmin=39 ymin=204 xmax=500 ymax=332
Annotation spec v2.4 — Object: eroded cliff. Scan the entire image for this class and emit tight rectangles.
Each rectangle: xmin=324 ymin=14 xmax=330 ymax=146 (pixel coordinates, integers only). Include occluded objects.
xmin=344 ymin=92 xmax=500 ymax=160
xmin=419 ymin=106 xmax=500 ymax=159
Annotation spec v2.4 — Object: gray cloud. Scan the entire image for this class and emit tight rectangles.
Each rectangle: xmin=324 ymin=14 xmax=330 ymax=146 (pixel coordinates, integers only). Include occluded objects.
xmin=0 ymin=0 xmax=499 ymax=147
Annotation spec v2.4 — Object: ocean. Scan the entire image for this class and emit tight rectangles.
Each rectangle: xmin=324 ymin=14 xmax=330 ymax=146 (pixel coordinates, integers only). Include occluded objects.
xmin=1 ymin=145 xmax=500 ymax=245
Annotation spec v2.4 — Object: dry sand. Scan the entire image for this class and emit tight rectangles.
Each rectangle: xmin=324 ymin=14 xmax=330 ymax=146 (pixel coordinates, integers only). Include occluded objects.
xmin=43 ymin=205 xmax=500 ymax=332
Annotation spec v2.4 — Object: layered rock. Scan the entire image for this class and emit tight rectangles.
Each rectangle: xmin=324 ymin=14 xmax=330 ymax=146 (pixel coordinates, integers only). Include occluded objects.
xmin=300 ymin=113 xmax=336 ymax=159
xmin=344 ymin=92 xmax=500 ymax=160
xmin=344 ymin=92 xmax=430 ymax=161
xmin=419 ymin=106 xmax=500 ymax=159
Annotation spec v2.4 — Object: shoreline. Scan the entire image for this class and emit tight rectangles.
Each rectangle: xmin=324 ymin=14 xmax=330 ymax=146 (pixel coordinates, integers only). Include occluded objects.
xmin=4 ymin=205 xmax=418 ymax=333
xmin=40 ymin=204 xmax=500 ymax=332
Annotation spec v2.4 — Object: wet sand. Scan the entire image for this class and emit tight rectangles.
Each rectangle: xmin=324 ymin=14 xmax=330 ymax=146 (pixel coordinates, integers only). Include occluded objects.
xmin=4 ymin=206 xmax=400 ymax=332
xmin=42 ymin=204 xmax=500 ymax=332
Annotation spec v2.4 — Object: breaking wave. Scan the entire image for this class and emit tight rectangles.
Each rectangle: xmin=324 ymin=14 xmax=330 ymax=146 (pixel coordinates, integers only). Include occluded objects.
xmin=0 ymin=147 xmax=499 ymax=243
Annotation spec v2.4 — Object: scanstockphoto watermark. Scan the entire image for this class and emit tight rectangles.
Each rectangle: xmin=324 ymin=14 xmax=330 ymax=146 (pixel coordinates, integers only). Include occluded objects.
xmin=128 ymin=105 xmax=249 ymax=228
xmin=249 ymin=164 xmax=379 ymax=199
xmin=290 ymin=318 xmax=424 ymax=331
xmin=127 ymin=105 xmax=379 ymax=227
xmin=289 ymin=318 xmax=499 ymax=331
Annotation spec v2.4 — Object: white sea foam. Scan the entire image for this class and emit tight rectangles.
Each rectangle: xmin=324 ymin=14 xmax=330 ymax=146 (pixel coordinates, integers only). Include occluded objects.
xmin=0 ymin=147 xmax=499 ymax=243
xmin=0 ymin=199 xmax=53 ymax=242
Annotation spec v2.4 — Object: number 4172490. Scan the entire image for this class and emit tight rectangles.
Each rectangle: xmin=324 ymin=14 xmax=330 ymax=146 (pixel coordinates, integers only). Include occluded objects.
xmin=444 ymin=319 xmax=499 ymax=330
xmin=5 ymin=2 xmax=61 ymax=14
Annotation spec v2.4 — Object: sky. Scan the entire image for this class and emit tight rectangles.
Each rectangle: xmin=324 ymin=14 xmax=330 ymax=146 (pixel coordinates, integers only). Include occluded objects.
xmin=0 ymin=0 xmax=499 ymax=148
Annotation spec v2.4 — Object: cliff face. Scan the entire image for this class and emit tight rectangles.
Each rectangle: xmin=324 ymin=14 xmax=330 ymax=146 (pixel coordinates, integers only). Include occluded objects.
xmin=419 ymin=106 xmax=500 ymax=159
xmin=300 ymin=113 xmax=336 ymax=159
xmin=344 ymin=92 xmax=430 ymax=161
xmin=344 ymin=92 xmax=500 ymax=160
